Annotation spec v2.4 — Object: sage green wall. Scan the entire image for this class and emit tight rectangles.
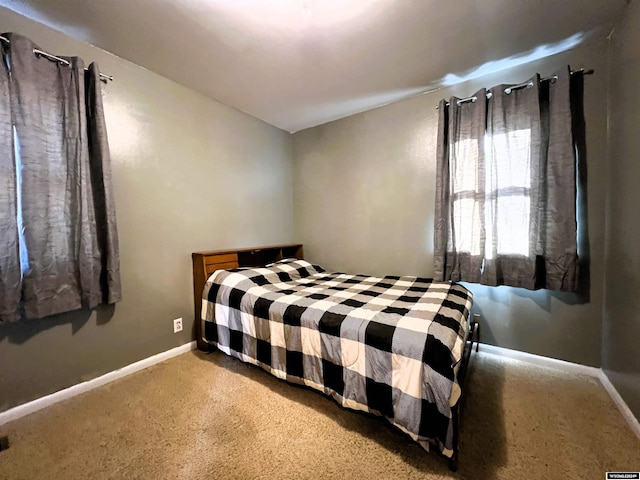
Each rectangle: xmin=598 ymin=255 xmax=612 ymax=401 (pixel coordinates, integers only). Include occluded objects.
xmin=0 ymin=7 xmax=294 ymax=412
xmin=293 ymin=39 xmax=609 ymax=367
xmin=3 ymin=2 xmax=635 ymax=420
xmin=602 ymin=0 xmax=640 ymax=419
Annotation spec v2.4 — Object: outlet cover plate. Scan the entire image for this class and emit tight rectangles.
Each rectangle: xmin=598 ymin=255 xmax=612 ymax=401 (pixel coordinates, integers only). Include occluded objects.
xmin=173 ymin=318 xmax=183 ymax=333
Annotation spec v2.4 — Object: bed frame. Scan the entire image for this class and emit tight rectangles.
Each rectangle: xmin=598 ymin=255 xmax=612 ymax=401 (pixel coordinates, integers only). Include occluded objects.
xmin=191 ymin=243 xmax=479 ymax=471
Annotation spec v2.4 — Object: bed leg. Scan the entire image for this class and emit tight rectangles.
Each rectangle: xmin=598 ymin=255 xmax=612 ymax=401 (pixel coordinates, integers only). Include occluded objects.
xmin=196 ymin=338 xmax=211 ymax=352
xmin=448 ymin=452 xmax=459 ymax=472
xmin=448 ymin=403 xmax=460 ymax=472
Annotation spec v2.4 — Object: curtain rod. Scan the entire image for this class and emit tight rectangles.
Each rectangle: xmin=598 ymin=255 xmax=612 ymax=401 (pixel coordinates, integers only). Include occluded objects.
xmin=437 ymin=68 xmax=593 ymax=109
xmin=0 ymin=34 xmax=113 ymax=83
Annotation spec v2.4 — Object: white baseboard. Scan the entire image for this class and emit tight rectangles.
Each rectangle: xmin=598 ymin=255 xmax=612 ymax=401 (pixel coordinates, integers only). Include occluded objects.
xmin=0 ymin=341 xmax=196 ymax=426
xmin=479 ymin=343 xmax=640 ymax=441
xmin=598 ymin=370 xmax=640 ymax=441
xmin=3 ymin=340 xmax=639 ymax=443
xmin=478 ymin=343 xmax=601 ymax=378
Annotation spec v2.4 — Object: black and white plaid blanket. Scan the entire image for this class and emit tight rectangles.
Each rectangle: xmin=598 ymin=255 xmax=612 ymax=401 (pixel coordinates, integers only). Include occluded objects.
xmin=201 ymin=259 xmax=473 ymax=457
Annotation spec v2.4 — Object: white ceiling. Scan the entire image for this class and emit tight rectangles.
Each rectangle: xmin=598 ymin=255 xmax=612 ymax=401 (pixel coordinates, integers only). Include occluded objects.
xmin=0 ymin=0 xmax=628 ymax=132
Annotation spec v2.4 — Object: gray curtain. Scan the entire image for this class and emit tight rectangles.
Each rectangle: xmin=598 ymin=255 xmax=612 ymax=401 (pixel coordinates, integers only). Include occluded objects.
xmin=86 ymin=63 xmax=122 ymax=305
xmin=0 ymin=33 xmax=121 ymax=321
xmin=434 ymin=89 xmax=487 ymax=284
xmin=0 ymin=39 xmax=21 ymax=322
xmin=434 ymin=67 xmax=579 ymax=291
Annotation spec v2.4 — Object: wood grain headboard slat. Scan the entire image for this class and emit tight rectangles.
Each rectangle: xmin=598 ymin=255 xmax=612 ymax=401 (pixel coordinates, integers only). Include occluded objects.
xmin=205 ymin=253 xmax=238 ymax=265
xmin=205 ymin=262 xmax=238 ymax=275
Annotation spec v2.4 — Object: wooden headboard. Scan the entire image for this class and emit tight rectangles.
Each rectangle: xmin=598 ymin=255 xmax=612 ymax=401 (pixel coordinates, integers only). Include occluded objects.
xmin=192 ymin=244 xmax=304 ymax=350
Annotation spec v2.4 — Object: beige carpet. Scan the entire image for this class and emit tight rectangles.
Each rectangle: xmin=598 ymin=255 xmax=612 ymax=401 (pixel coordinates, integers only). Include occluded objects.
xmin=1 ymin=349 xmax=639 ymax=479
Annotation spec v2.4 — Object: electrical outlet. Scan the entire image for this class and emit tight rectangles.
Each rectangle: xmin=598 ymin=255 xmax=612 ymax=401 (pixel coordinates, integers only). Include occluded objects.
xmin=173 ymin=318 xmax=183 ymax=333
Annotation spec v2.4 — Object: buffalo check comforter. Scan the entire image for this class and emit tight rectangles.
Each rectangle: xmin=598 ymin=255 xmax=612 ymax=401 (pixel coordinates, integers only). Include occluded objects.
xmin=201 ymin=259 xmax=473 ymax=457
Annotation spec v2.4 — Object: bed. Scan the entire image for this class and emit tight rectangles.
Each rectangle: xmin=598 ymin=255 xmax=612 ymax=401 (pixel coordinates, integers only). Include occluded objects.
xmin=192 ymin=244 xmax=478 ymax=471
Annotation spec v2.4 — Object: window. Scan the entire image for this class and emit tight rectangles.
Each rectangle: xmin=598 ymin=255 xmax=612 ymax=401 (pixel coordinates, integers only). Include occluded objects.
xmin=434 ymin=68 xmax=581 ymax=292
